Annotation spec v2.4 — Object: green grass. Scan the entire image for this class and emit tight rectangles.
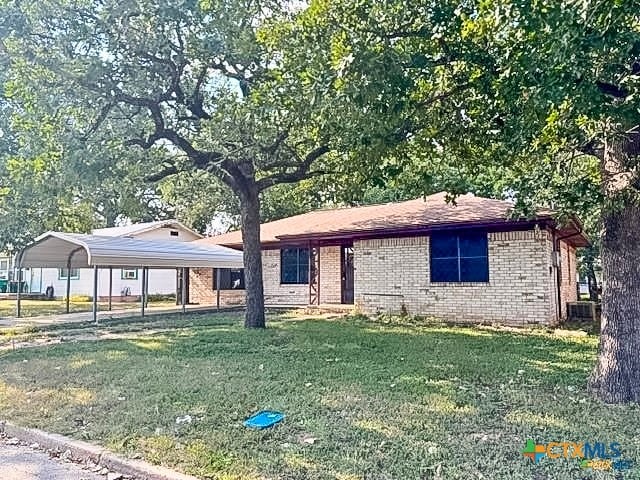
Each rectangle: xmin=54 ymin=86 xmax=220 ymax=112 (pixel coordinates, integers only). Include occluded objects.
xmin=0 ymin=313 xmax=638 ymax=479
xmin=0 ymin=299 xmax=176 ymax=318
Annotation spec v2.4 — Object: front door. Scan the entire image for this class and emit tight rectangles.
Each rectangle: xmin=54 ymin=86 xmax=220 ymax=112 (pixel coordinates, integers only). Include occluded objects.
xmin=341 ymin=246 xmax=354 ymax=304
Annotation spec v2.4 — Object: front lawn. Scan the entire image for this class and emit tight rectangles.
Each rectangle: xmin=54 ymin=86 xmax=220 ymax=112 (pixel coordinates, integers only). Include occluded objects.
xmin=0 ymin=313 xmax=637 ymax=479
xmin=0 ymin=298 xmax=176 ymax=318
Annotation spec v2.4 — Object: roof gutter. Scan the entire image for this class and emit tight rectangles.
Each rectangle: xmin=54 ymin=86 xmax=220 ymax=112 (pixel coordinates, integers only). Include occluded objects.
xmin=276 ymin=218 xmax=554 ymax=243
xmin=216 ymin=217 xmax=589 ymax=250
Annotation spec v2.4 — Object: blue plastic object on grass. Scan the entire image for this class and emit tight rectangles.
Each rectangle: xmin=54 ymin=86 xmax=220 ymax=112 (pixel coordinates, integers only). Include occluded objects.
xmin=243 ymin=410 xmax=285 ymax=429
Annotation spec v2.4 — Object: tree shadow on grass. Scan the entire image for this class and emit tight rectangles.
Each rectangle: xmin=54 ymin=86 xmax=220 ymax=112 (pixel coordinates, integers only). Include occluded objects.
xmin=0 ymin=315 xmax=626 ymax=480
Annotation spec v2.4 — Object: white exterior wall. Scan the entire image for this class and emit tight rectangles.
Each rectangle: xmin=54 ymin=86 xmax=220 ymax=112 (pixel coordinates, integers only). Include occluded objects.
xmin=0 ymin=255 xmax=10 ymax=280
xmin=39 ymin=268 xmax=177 ymax=298
xmin=36 ymin=224 xmax=200 ymax=298
xmin=128 ymin=228 xmax=201 ymax=243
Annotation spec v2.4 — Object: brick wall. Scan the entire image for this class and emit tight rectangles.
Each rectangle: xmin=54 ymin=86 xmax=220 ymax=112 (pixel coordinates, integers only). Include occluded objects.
xmin=353 ymin=229 xmax=563 ymax=326
xmin=559 ymin=240 xmax=578 ymax=318
xmin=320 ymin=246 xmax=342 ymax=304
xmin=188 ymin=268 xmax=245 ymax=306
xmin=262 ymin=249 xmax=308 ymax=304
xmin=189 ymin=231 xmax=577 ymax=326
xmin=190 ymin=248 xmax=329 ymax=306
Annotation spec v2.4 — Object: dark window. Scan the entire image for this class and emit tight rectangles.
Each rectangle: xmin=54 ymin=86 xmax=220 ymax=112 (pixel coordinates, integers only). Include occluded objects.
xmin=170 ymin=230 xmax=179 ymax=237
xmin=280 ymin=248 xmax=309 ymax=284
xmin=430 ymin=232 xmax=489 ymax=283
xmin=213 ymin=268 xmax=245 ymax=290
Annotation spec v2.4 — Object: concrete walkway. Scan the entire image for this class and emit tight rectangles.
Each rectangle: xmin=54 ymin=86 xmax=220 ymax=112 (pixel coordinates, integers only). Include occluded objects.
xmin=0 ymin=440 xmax=103 ymax=480
xmin=0 ymin=303 xmax=233 ymax=329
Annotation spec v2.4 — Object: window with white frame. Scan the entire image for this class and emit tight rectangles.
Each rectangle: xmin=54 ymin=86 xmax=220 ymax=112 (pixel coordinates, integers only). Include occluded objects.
xmin=121 ymin=268 xmax=138 ymax=280
xmin=58 ymin=268 xmax=80 ymax=280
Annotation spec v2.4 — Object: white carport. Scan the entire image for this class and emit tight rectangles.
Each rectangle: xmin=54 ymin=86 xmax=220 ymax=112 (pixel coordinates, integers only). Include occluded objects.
xmin=16 ymin=232 xmax=244 ymax=322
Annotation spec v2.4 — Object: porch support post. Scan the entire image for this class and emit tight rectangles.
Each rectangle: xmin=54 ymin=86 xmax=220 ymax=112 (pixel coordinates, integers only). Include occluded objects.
xmin=108 ymin=267 xmax=113 ymax=311
xmin=92 ymin=265 xmax=98 ymax=324
xmin=216 ymin=268 xmax=221 ymax=310
xmin=308 ymin=242 xmax=311 ymax=305
xmin=180 ymin=267 xmax=187 ymax=314
xmin=308 ymin=242 xmax=320 ymax=306
xmin=316 ymin=245 xmax=321 ymax=305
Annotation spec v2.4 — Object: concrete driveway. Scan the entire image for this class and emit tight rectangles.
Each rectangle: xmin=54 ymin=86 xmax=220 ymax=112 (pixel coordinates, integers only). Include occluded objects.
xmin=0 ymin=440 xmax=104 ymax=480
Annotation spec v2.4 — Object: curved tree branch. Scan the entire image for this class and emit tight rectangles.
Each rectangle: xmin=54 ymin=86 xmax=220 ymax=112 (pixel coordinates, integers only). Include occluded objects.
xmin=256 ymin=144 xmax=330 ymax=190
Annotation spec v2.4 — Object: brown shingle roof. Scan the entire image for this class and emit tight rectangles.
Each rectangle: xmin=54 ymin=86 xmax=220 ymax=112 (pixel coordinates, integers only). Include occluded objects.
xmin=196 ymin=192 xmax=587 ymax=248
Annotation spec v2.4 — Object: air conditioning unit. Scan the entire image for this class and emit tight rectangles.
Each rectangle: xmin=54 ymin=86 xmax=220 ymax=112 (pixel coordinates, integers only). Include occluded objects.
xmin=567 ymin=301 xmax=597 ymax=322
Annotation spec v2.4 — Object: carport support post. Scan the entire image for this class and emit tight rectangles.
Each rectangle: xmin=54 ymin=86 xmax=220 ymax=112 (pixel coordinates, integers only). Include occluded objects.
xmin=143 ymin=267 xmax=149 ymax=308
xmin=64 ymin=247 xmax=82 ymax=314
xmin=15 ymin=252 xmax=22 ymax=318
xmin=141 ymin=267 xmax=146 ymax=318
xmin=108 ymin=267 xmax=112 ymax=311
xmin=92 ymin=265 xmax=98 ymax=324
xmin=65 ymin=259 xmax=72 ymax=314
xmin=181 ymin=267 xmax=187 ymax=314
xmin=216 ymin=268 xmax=221 ymax=310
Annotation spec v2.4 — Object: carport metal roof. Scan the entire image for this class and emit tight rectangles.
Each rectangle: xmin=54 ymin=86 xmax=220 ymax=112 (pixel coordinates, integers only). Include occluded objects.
xmin=15 ymin=231 xmax=244 ymax=322
xmin=19 ymin=231 xmax=244 ymax=269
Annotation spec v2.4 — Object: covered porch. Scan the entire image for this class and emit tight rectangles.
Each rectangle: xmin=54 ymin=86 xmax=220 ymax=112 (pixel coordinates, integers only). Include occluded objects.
xmin=188 ymin=242 xmax=355 ymax=309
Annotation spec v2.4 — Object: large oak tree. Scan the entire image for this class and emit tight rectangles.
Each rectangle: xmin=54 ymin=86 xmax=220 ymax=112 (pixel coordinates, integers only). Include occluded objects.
xmin=0 ymin=0 xmax=354 ymax=328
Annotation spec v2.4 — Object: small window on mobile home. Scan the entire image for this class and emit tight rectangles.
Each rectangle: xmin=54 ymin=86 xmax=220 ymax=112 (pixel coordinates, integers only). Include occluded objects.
xmin=58 ymin=268 xmax=80 ymax=280
xmin=121 ymin=269 xmax=138 ymax=280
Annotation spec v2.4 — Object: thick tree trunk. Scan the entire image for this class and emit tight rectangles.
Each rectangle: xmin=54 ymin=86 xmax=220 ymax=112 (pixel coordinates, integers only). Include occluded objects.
xmin=589 ymin=129 xmax=640 ymax=403
xmin=239 ymin=187 xmax=266 ymax=328
xmin=588 ymin=201 xmax=640 ymax=402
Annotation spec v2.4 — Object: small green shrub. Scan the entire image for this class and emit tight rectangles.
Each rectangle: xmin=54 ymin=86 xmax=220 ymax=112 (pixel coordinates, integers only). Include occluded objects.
xmin=147 ymin=293 xmax=176 ymax=302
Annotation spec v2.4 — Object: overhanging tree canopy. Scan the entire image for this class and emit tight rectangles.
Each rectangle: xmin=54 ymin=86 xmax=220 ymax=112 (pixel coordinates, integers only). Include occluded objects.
xmin=0 ymin=0 xmax=355 ymax=328
xmin=288 ymin=0 xmax=640 ymax=403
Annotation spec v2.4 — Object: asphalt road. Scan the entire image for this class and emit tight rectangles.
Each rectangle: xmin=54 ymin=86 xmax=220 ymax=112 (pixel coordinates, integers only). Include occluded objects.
xmin=0 ymin=441 xmax=104 ymax=480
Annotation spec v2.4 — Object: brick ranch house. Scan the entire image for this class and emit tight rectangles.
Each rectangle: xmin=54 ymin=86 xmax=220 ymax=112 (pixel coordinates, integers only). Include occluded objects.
xmin=189 ymin=192 xmax=588 ymax=326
